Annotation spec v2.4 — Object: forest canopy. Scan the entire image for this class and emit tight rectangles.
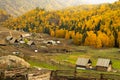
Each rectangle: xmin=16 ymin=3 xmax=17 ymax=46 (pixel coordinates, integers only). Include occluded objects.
xmin=2 ymin=1 xmax=120 ymax=48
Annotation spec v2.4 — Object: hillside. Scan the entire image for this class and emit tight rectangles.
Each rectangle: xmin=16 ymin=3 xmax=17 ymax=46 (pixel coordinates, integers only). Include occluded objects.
xmin=0 ymin=0 xmax=117 ymax=16
xmin=0 ymin=0 xmax=80 ymax=16
xmin=2 ymin=1 xmax=120 ymax=48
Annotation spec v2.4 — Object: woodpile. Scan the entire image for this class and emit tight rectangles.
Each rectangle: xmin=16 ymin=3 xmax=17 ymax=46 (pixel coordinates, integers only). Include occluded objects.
xmin=0 ymin=68 xmax=51 ymax=80
xmin=0 ymin=55 xmax=30 ymax=69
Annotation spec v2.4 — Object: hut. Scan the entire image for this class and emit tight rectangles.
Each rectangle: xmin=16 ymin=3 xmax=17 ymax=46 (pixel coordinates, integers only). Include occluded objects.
xmin=6 ymin=36 xmax=13 ymax=41
xmin=96 ymin=58 xmax=112 ymax=71
xmin=76 ymin=58 xmax=92 ymax=70
xmin=43 ymin=40 xmax=57 ymax=45
xmin=20 ymin=33 xmax=31 ymax=38
xmin=27 ymin=41 xmax=35 ymax=46
xmin=17 ymin=38 xmax=25 ymax=44
xmin=9 ymin=38 xmax=18 ymax=44
xmin=17 ymin=37 xmax=23 ymax=42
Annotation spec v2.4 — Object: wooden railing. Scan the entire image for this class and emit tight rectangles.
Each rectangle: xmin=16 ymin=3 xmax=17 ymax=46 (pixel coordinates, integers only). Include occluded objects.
xmin=51 ymin=70 xmax=120 ymax=80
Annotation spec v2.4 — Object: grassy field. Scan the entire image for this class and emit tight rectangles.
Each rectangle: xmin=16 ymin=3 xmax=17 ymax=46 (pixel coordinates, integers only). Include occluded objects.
xmin=27 ymin=46 xmax=120 ymax=79
xmin=28 ymin=46 xmax=120 ymax=70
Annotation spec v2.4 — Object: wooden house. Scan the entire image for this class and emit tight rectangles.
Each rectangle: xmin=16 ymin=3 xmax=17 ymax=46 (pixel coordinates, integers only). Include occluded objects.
xmin=96 ymin=58 xmax=112 ymax=71
xmin=27 ymin=41 xmax=35 ymax=46
xmin=20 ymin=34 xmax=31 ymax=38
xmin=43 ymin=40 xmax=57 ymax=46
xmin=76 ymin=58 xmax=92 ymax=70
xmin=6 ymin=36 xmax=13 ymax=41
xmin=17 ymin=37 xmax=23 ymax=42
xmin=9 ymin=38 xmax=18 ymax=44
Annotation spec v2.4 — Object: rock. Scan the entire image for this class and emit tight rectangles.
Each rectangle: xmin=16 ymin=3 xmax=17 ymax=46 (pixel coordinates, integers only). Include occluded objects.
xmin=0 ymin=55 xmax=30 ymax=69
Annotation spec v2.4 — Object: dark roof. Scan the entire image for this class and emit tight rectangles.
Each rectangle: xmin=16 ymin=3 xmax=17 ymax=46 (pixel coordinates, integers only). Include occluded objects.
xmin=76 ymin=58 xmax=91 ymax=66
xmin=96 ymin=58 xmax=111 ymax=67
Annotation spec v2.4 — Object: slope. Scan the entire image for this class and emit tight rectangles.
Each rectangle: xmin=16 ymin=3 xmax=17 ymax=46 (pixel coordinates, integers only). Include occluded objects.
xmin=2 ymin=1 xmax=120 ymax=48
xmin=0 ymin=0 xmax=83 ymax=16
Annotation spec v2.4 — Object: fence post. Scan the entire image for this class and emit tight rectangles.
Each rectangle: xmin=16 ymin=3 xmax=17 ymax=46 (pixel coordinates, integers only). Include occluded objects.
xmin=100 ymin=73 xmax=103 ymax=80
xmin=74 ymin=66 xmax=77 ymax=78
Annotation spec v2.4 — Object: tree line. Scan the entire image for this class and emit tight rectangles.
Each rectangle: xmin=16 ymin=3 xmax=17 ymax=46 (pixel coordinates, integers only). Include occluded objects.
xmin=2 ymin=1 xmax=120 ymax=48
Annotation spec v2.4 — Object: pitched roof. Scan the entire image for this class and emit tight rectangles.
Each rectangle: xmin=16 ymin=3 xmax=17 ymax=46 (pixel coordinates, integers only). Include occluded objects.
xmin=27 ymin=41 xmax=35 ymax=46
xmin=6 ymin=36 xmax=13 ymax=41
xmin=96 ymin=58 xmax=111 ymax=67
xmin=20 ymin=34 xmax=31 ymax=38
xmin=17 ymin=37 xmax=23 ymax=42
xmin=9 ymin=38 xmax=18 ymax=44
xmin=76 ymin=58 xmax=91 ymax=66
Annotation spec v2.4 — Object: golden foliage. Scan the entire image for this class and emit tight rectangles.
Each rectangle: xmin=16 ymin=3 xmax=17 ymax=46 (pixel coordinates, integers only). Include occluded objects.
xmin=2 ymin=1 xmax=120 ymax=48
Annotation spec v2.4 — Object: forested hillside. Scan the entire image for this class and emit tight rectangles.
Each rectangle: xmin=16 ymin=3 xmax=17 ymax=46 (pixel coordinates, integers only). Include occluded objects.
xmin=2 ymin=1 xmax=120 ymax=48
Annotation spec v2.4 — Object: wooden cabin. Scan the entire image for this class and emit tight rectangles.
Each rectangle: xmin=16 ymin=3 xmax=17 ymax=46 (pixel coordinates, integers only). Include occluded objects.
xmin=9 ymin=38 xmax=18 ymax=44
xmin=6 ymin=36 xmax=13 ymax=41
xmin=96 ymin=58 xmax=112 ymax=72
xmin=27 ymin=41 xmax=35 ymax=46
xmin=20 ymin=34 xmax=31 ymax=38
xmin=76 ymin=58 xmax=92 ymax=70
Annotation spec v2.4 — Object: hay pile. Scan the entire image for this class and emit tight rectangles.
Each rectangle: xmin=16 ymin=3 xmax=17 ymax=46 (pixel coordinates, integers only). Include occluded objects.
xmin=0 ymin=55 xmax=30 ymax=69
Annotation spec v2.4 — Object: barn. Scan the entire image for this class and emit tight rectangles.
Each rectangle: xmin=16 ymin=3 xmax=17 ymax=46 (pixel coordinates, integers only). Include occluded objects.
xmin=96 ymin=58 xmax=112 ymax=71
xmin=75 ymin=58 xmax=92 ymax=70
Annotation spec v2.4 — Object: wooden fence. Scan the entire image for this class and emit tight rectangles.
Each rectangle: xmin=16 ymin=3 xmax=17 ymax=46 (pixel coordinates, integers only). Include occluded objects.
xmin=50 ymin=70 xmax=120 ymax=80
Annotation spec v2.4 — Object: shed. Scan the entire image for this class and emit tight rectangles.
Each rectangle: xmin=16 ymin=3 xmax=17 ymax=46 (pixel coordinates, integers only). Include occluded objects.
xmin=9 ymin=38 xmax=18 ymax=44
xmin=6 ymin=36 xmax=13 ymax=41
xmin=47 ymin=40 xmax=56 ymax=45
xmin=43 ymin=40 xmax=57 ymax=45
xmin=27 ymin=41 xmax=35 ymax=46
xmin=20 ymin=34 xmax=31 ymax=38
xmin=17 ymin=38 xmax=23 ymax=42
xmin=76 ymin=58 xmax=92 ymax=70
xmin=96 ymin=58 xmax=112 ymax=71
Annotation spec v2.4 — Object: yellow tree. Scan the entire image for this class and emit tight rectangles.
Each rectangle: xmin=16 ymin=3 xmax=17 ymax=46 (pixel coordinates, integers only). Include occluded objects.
xmin=65 ymin=30 xmax=70 ymax=40
xmin=84 ymin=31 xmax=97 ymax=47
xmin=95 ymin=37 xmax=102 ymax=48
xmin=55 ymin=29 xmax=66 ymax=38
xmin=50 ymin=30 xmax=55 ymax=37
xmin=73 ymin=32 xmax=83 ymax=45
xmin=97 ymin=31 xmax=110 ymax=47
xmin=117 ymin=32 xmax=120 ymax=47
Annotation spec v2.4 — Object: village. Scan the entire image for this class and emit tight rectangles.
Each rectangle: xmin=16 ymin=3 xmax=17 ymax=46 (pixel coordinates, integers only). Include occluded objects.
xmin=0 ymin=28 xmax=120 ymax=80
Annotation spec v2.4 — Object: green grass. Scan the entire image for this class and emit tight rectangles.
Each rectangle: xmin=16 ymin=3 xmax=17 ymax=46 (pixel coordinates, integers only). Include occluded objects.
xmin=28 ymin=59 xmax=74 ymax=70
xmin=28 ymin=60 xmax=58 ymax=70
xmin=28 ymin=46 xmax=120 ymax=72
xmin=27 ymin=46 xmax=120 ymax=79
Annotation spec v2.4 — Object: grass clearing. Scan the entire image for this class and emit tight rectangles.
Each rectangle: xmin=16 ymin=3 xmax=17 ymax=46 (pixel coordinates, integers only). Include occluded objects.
xmin=27 ymin=46 xmax=120 ymax=76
